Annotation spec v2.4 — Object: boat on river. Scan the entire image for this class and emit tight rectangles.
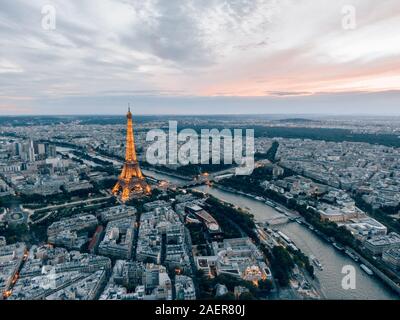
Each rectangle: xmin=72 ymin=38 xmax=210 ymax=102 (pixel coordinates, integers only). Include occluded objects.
xmin=332 ymin=242 xmax=344 ymax=251
xmin=310 ymin=255 xmax=324 ymax=271
xmin=345 ymin=249 xmax=359 ymax=262
xmin=360 ymin=264 xmax=374 ymax=276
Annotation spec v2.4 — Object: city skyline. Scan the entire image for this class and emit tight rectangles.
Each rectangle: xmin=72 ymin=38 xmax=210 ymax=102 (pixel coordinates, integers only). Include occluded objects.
xmin=1 ymin=0 xmax=400 ymax=115
xmin=1 ymin=113 xmax=400 ymax=301
xmin=1 ymin=0 xmax=400 ymax=304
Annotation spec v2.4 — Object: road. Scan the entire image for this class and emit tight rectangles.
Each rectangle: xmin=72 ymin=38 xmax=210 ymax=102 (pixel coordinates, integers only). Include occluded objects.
xmin=26 ymin=195 xmax=113 ymax=224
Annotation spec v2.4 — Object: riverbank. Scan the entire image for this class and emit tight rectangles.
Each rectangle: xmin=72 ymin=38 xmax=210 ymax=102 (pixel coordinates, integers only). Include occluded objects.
xmin=190 ymin=184 xmax=398 ymax=300
xmin=206 ymin=183 xmax=400 ymax=298
xmin=142 ymin=166 xmax=193 ymax=181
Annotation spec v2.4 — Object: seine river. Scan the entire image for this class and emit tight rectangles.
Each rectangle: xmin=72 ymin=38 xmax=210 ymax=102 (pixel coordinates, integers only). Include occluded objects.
xmin=145 ymin=170 xmax=398 ymax=300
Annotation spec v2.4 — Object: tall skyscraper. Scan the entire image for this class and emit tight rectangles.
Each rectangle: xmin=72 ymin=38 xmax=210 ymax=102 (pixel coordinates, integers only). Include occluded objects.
xmin=28 ymin=140 xmax=35 ymax=162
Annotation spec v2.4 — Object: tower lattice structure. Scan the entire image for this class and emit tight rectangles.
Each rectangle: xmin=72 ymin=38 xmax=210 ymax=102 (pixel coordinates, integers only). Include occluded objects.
xmin=112 ymin=107 xmax=150 ymax=202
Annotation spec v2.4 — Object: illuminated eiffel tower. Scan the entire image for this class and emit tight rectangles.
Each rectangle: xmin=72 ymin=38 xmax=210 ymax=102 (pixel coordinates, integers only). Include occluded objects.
xmin=112 ymin=106 xmax=150 ymax=202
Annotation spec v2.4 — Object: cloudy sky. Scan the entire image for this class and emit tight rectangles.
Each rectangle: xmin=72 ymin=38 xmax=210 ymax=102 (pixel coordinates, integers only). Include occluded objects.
xmin=0 ymin=0 xmax=400 ymax=115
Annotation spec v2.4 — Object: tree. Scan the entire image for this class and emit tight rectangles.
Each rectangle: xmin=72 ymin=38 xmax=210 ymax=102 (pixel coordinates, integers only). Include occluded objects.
xmin=258 ymin=279 xmax=273 ymax=293
xmin=272 ymin=246 xmax=294 ymax=270
xmin=195 ymin=269 xmax=214 ymax=299
xmin=270 ymin=246 xmax=294 ymax=287
xmin=239 ymin=292 xmax=256 ymax=300
xmin=218 ymin=292 xmax=236 ymax=300
xmin=305 ymin=264 xmax=315 ymax=278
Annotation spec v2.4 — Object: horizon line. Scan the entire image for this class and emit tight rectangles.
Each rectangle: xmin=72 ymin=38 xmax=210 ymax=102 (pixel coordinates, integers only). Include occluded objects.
xmin=2 ymin=113 xmax=400 ymax=117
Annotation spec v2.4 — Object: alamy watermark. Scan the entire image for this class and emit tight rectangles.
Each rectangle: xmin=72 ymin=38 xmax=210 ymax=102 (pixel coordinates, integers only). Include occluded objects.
xmin=145 ymin=121 xmax=255 ymax=175
xmin=342 ymin=5 xmax=357 ymax=30
xmin=341 ymin=265 xmax=356 ymax=290
xmin=41 ymin=5 xmax=56 ymax=30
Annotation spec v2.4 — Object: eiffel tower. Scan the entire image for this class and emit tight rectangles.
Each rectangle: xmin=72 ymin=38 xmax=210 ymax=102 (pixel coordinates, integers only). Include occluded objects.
xmin=112 ymin=106 xmax=151 ymax=202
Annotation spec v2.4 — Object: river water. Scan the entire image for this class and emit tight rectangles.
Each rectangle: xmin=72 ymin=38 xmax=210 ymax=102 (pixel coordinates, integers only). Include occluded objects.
xmin=144 ymin=170 xmax=398 ymax=300
xmin=142 ymin=169 xmax=189 ymax=185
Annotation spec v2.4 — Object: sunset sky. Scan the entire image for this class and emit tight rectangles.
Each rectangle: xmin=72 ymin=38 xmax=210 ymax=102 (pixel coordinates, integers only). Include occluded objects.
xmin=1 ymin=0 xmax=400 ymax=115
